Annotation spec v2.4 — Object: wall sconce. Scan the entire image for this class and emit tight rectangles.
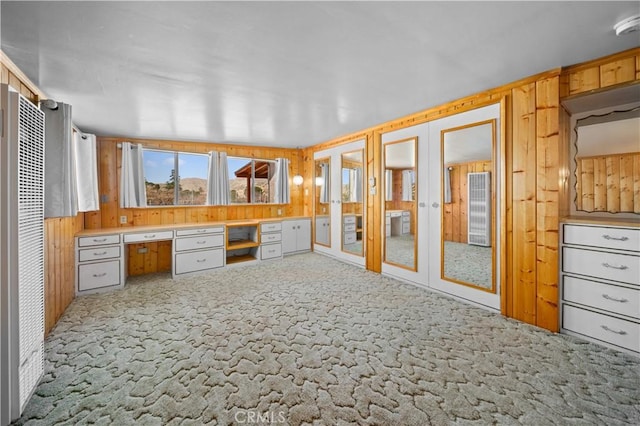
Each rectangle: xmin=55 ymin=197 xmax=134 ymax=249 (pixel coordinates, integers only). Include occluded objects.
xmin=315 ymin=177 xmax=324 ymax=186
xmin=292 ymin=175 xmax=304 ymax=186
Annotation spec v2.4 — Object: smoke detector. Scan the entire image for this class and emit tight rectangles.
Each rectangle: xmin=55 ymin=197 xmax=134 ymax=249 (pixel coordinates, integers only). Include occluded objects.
xmin=614 ymin=14 xmax=640 ymax=36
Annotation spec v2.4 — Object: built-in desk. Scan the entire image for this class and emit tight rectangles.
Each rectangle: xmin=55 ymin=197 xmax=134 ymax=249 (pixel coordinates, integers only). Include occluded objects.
xmin=385 ymin=210 xmax=410 ymax=237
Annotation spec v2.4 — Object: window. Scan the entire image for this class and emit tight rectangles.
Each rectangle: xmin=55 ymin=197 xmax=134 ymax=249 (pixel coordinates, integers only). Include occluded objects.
xmin=143 ymin=149 xmax=208 ymax=206
xmin=228 ymin=157 xmax=276 ymax=204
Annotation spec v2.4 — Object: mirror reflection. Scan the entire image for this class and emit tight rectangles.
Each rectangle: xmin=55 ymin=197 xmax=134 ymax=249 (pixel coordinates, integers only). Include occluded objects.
xmin=314 ymin=157 xmax=331 ymax=246
xmin=383 ymin=138 xmax=417 ymax=270
xmin=574 ymin=111 xmax=640 ymax=214
xmin=341 ymin=150 xmax=364 ymax=256
xmin=441 ymin=120 xmax=496 ymax=292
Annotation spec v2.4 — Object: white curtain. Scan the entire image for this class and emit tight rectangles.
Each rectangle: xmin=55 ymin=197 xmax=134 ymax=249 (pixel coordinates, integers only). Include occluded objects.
xmin=444 ymin=167 xmax=452 ymax=203
xmin=385 ymin=169 xmax=393 ymax=201
xmin=206 ymin=151 xmax=230 ymax=205
xmin=42 ymin=102 xmax=78 ymax=217
xmin=73 ymin=132 xmax=99 ymax=211
xmin=402 ymin=170 xmax=414 ymax=201
xmin=273 ymin=158 xmax=290 ymax=204
xmin=349 ymin=168 xmax=362 ymax=202
xmin=319 ymin=163 xmax=330 ymax=203
xmin=120 ymin=142 xmax=147 ymax=208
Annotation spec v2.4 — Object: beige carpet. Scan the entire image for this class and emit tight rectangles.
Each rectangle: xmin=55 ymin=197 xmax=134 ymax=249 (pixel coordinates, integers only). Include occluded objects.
xmin=14 ymin=253 xmax=640 ymax=425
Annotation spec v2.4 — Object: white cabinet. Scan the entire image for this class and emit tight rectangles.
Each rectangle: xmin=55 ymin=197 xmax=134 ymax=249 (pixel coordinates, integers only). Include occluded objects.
xmin=315 ymin=216 xmax=330 ymax=246
xmin=282 ymin=218 xmax=311 ymax=255
xmin=260 ymin=221 xmax=283 ymax=260
xmin=75 ymin=234 xmax=124 ymax=295
xmin=560 ymin=222 xmax=640 ymax=355
xmin=173 ymin=226 xmax=225 ymax=276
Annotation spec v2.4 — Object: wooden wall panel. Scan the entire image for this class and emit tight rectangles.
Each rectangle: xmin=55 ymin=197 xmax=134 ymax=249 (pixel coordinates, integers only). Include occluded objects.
xmin=575 ymin=152 xmax=640 ymax=213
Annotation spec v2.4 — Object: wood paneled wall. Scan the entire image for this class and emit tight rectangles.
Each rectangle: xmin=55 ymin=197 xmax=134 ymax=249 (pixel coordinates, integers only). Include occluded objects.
xmin=443 ymin=161 xmax=492 ymax=243
xmin=575 ymin=152 xmax=640 ymax=213
xmin=87 ymin=137 xmax=305 ymax=275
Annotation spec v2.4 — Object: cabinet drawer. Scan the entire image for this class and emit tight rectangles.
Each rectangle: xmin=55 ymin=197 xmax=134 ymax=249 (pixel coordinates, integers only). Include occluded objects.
xmin=175 ymin=248 xmax=224 ymax=275
xmin=563 ymin=305 xmax=639 ymax=353
xmin=261 ymin=222 xmax=282 ymax=233
xmin=78 ymin=234 xmax=120 ymax=247
xmin=563 ymin=247 xmax=640 ymax=285
xmin=78 ymin=260 xmax=121 ymax=291
xmin=402 ymin=215 xmax=411 ymax=223
xmin=563 ymin=276 xmax=640 ymax=319
xmin=79 ymin=246 xmax=121 ymax=262
xmin=124 ymin=230 xmax=174 ymax=243
xmin=261 ymin=243 xmax=282 ymax=260
xmin=402 ymin=223 xmax=411 ymax=234
xmin=343 ymin=215 xmax=356 ymax=225
xmin=564 ymin=224 xmax=640 ymax=252
xmin=344 ymin=233 xmax=357 ymax=245
xmin=390 ymin=211 xmax=401 ymax=218
xmin=261 ymin=233 xmax=282 ymax=243
xmin=344 ymin=223 xmax=356 ymax=232
xmin=175 ymin=234 xmax=224 ymax=252
xmin=175 ymin=226 xmax=224 ymax=236
xmin=402 ymin=211 xmax=410 ymax=217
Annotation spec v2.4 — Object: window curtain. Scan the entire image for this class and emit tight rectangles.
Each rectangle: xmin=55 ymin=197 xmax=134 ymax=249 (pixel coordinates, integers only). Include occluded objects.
xmin=73 ymin=132 xmax=99 ymax=211
xmin=402 ymin=170 xmax=414 ymax=201
xmin=273 ymin=158 xmax=290 ymax=204
xmin=319 ymin=163 xmax=330 ymax=203
xmin=120 ymin=142 xmax=147 ymax=208
xmin=349 ymin=168 xmax=362 ymax=202
xmin=444 ymin=167 xmax=452 ymax=203
xmin=42 ymin=102 xmax=78 ymax=217
xmin=385 ymin=169 xmax=393 ymax=201
xmin=206 ymin=151 xmax=230 ymax=205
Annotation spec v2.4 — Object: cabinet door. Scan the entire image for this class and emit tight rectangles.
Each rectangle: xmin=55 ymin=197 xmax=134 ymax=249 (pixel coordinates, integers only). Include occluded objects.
xmin=282 ymin=222 xmax=298 ymax=254
xmin=296 ymin=219 xmax=311 ymax=251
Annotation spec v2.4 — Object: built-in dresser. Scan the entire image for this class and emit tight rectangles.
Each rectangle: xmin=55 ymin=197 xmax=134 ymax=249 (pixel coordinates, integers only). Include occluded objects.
xmin=560 ymin=218 xmax=640 ymax=355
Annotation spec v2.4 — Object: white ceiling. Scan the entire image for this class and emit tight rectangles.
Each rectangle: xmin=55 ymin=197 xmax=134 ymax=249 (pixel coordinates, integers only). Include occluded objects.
xmin=1 ymin=1 xmax=639 ymax=148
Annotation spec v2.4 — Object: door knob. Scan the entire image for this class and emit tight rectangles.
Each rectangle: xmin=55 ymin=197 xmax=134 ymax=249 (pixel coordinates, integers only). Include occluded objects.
xmin=432 ymin=202 xmax=439 ymax=208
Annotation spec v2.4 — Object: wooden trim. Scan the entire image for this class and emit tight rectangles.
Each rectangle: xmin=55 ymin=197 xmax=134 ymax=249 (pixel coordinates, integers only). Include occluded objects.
xmin=500 ymin=96 xmax=510 ymax=316
xmin=561 ymin=47 xmax=640 ymax=73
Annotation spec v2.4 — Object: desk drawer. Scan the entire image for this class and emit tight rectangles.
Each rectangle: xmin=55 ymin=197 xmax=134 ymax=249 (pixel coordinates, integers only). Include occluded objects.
xmin=563 ymin=276 xmax=639 ymax=319
xmin=176 ymin=226 xmax=224 ymax=236
xmin=344 ymin=232 xmax=357 ymax=245
xmin=261 ymin=233 xmax=282 ymax=244
xmin=78 ymin=260 xmax=121 ymax=291
xmin=343 ymin=216 xmax=356 ymax=225
xmin=78 ymin=234 xmax=120 ymax=247
xmin=564 ymin=224 xmax=640 ymax=252
xmin=563 ymin=305 xmax=639 ymax=353
xmin=175 ymin=248 xmax=224 ymax=274
xmin=344 ymin=223 xmax=356 ymax=232
xmin=79 ymin=246 xmax=121 ymax=262
xmin=124 ymin=230 xmax=174 ymax=243
xmin=261 ymin=243 xmax=282 ymax=260
xmin=563 ymin=247 xmax=640 ymax=285
xmin=402 ymin=223 xmax=410 ymax=234
xmin=175 ymin=234 xmax=224 ymax=251
xmin=261 ymin=222 xmax=282 ymax=233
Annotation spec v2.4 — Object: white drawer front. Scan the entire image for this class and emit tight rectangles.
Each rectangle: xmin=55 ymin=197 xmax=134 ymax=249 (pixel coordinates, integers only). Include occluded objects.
xmin=402 ymin=216 xmax=411 ymax=223
xmin=390 ymin=212 xmax=401 ymax=218
xmin=78 ymin=234 xmax=120 ymax=247
xmin=261 ymin=222 xmax=282 ymax=233
xmin=563 ymin=305 xmax=639 ymax=352
xmin=564 ymin=224 xmax=640 ymax=252
xmin=563 ymin=247 xmax=640 ymax=285
xmin=261 ymin=233 xmax=282 ymax=243
xmin=261 ymin=243 xmax=282 ymax=260
xmin=79 ymin=246 xmax=121 ymax=262
xmin=344 ymin=223 xmax=356 ymax=232
xmin=175 ymin=248 xmax=224 ymax=275
xmin=78 ymin=260 xmax=121 ymax=291
xmin=175 ymin=226 xmax=224 ymax=236
xmin=175 ymin=234 xmax=224 ymax=252
xmin=385 ymin=217 xmax=391 ymax=225
xmin=402 ymin=223 xmax=411 ymax=234
xmin=124 ymin=230 xmax=174 ymax=243
xmin=343 ymin=216 xmax=356 ymax=224
xmin=344 ymin=233 xmax=357 ymax=245
xmin=563 ymin=276 xmax=640 ymax=319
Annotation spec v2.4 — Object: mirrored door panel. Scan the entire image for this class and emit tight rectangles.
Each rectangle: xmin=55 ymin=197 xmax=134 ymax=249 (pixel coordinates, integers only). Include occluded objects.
xmin=383 ymin=138 xmax=417 ymax=271
xmin=314 ymin=157 xmax=331 ymax=247
xmin=341 ymin=150 xmax=364 ymax=256
xmin=441 ymin=119 xmax=496 ymax=293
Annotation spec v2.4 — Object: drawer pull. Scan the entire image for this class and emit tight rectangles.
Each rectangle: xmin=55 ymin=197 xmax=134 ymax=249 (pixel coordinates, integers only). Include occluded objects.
xmin=602 ymin=234 xmax=629 ymax=242
xmin=197 ymin=240 xmax=206 ymax=245
xmin=93 ymin=251 xmax=107 ymax=256
xmin=196 ymin=258 xmax=206 ymax=263
xmin=144 ymin=234 xmax=156 ymax=239
xmin=93 ymin=238 xmax=107 ymax=243
xmin=602 ymin=294 xmax=628 ymax=303
xmin=602 ymin=262 xmax=628 ymax=270
xmin=92 ymin=272 xmax=107 ymax=278
xmin=197 ymin=229 xmax=207 ymax=233
xmin=600 ymin=325 xmax=627 ymax=335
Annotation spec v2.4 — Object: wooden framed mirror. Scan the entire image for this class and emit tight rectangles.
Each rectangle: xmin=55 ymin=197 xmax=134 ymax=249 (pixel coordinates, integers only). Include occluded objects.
xmin=341 ymin=150 xmax=364 ymax=256
xmin=314 ymin=157 xmax=331 ymax=247
xmin=441 ymin=119 xmax=496 ymax=293
xmin=383 ymin=138 xmax=417 ymax=271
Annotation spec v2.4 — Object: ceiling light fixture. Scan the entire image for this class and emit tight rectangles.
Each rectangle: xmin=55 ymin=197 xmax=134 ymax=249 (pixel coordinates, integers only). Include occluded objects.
xmin=614 ymin=14 xmax=640 ymax=36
